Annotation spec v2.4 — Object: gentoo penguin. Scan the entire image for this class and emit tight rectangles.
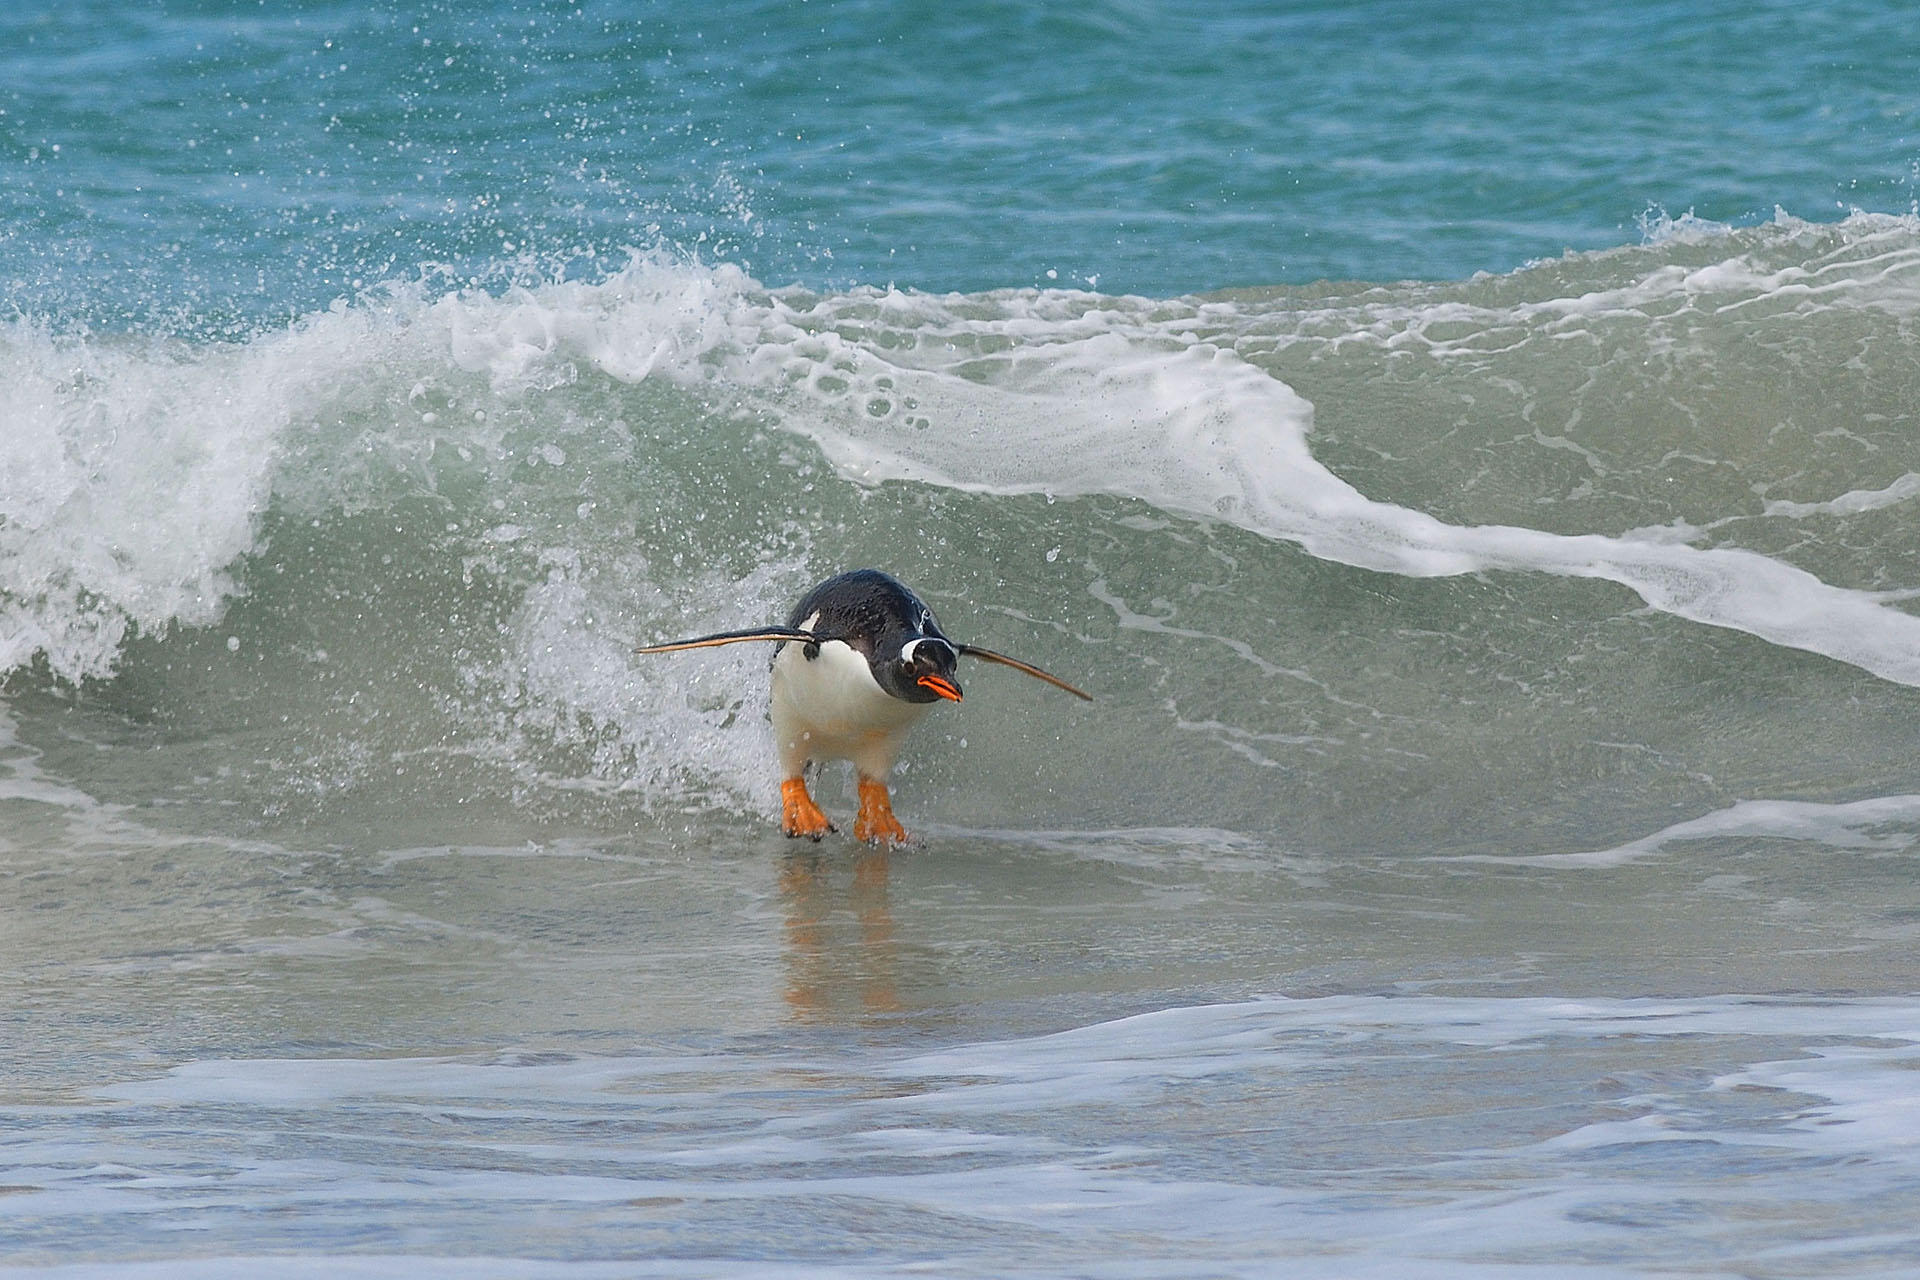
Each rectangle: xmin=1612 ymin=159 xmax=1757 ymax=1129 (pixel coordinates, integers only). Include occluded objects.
xmin=635 ymin=569 xmax=1090 ymax=844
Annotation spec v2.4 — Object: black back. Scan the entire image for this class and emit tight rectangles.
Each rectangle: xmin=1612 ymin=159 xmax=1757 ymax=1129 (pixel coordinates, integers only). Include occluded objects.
xmin=785 ymin=569 xmax=942 ymax=653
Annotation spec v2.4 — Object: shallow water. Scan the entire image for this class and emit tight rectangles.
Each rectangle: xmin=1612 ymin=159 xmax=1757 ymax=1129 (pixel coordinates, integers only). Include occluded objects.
xmin=6 ymin=1 xmax=1920 ymax=1275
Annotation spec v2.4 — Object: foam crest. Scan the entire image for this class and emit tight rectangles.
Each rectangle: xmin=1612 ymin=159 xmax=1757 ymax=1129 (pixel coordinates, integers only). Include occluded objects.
xmin=434 ymin=256 xmax=758 ymax=391
xmin=0 ymin=321 xmax=283 ymax=680
xmin=0 ymin=254 xmax=759 ymax=682
xmin=1212 ymin=209 xmax=1920 ymax=361
xmin=678 ymin=283 xmax=1920 ymax=689
xmin=0 ymin=298 xmax=473 ymax=680
xmin=11 ymin=225 xmax=1920 ymax=698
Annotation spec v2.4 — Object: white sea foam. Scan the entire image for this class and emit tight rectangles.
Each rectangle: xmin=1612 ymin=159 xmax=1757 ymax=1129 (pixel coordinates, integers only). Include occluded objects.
xmin=0 ymin=290 xmax=508 ymax=681
xmin=887 ymin=994 xmax=1920 ymax=1088
xmin=14 ymin=994 xmax=1918 ymax=1279
xmin=1763 ymin=471 xmax=1920 ymax=519
xmin=0 ymin=323 xmax=279 ymax=680
xmin=1448 ymin=792 xmax=1920 ymax=868
xmin=502 ymin=548 xmax=805 ymax=810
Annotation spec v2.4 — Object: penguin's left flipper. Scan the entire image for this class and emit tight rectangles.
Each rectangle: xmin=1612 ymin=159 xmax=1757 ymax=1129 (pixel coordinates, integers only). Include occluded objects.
xmin=635 ymin=626 xmax=820 ymax=654
xmin=957 ymin=644 xmax=1093 ymax=700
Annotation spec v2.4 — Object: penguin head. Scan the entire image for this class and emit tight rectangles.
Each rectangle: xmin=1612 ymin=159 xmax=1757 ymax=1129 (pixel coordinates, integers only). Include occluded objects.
xmin=879 ymin=634 xmax=963 ymax=704
xmin=784 ymin=568 xmax=966 ymax=705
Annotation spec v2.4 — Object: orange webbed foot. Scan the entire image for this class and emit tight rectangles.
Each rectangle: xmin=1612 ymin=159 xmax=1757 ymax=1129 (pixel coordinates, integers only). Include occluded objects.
xmin=781 ymin=777 xmax=835 ymax=840
xmin=854 ymin=776 xmax=909 ymax=846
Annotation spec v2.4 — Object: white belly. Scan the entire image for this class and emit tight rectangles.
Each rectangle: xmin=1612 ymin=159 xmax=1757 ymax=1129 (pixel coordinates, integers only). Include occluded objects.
xmin=770 ymin=639 xmax=932 ymax=780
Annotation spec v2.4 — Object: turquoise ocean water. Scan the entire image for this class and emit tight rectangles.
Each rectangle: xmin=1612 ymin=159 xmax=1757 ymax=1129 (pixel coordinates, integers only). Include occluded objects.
xmin=6 ymin=3 xmax=1920 ymax=1276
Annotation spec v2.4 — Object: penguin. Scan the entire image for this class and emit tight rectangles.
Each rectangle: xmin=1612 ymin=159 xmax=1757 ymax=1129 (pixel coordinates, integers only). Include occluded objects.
xmin=635 ymin=569 xmax=1090 ymax=844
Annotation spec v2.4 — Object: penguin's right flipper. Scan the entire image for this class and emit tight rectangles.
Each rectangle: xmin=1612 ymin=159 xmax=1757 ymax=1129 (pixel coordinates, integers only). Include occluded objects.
xmin=635 ymin=626 xmax=820 ymax=655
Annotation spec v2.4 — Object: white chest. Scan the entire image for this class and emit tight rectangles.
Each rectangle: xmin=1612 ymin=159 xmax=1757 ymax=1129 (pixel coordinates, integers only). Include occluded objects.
xmin=770 ymin=638 xmax=932 ymax=776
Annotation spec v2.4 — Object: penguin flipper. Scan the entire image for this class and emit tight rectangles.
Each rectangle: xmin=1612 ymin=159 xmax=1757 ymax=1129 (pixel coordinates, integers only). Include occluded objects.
xmin=957 ymin=644 xmax=1093 ymax=700
xmin=636 ymin=626 xmax=819 ymax=655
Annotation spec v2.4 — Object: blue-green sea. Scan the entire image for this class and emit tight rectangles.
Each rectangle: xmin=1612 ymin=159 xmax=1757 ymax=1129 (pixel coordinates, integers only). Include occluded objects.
xmin=6 ymin=3 xmax=1920 ymax=1277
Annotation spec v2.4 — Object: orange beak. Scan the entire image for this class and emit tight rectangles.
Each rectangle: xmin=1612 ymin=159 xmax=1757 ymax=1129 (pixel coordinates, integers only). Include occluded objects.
xmin=917 ymin=673 xmax=963 ymax=702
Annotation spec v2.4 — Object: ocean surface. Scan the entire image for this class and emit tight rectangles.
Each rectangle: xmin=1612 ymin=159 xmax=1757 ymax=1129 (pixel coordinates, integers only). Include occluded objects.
xmin=6 ymin=2 xmax=1920 ymax=1276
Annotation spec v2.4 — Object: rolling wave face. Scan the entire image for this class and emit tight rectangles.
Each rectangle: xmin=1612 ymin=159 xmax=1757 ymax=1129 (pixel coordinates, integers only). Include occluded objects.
xmin=6 ymin=212 xmax=1920 ymax=854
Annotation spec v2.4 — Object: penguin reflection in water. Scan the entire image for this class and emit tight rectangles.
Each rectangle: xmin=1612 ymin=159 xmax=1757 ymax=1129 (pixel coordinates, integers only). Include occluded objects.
xmin=636 ymin=569 xmax=1091 ymax=843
